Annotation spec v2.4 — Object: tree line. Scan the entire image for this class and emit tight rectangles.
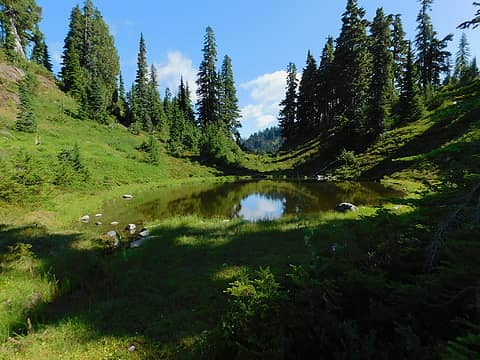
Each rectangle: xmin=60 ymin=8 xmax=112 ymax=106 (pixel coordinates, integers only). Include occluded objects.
xmin=6 ymin=0 xmax=242 ymax=166
xmin=279 ymin=0 xmax=479 ymax=149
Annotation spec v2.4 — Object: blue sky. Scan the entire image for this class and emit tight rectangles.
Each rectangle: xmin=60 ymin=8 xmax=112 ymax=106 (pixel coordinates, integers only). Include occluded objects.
xmin=37 ymin=0 xmax=479 ymax=137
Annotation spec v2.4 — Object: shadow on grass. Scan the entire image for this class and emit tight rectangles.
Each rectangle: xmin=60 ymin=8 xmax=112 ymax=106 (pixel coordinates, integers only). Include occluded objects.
xmin=0 ymin=217 xmax=310 ymax=354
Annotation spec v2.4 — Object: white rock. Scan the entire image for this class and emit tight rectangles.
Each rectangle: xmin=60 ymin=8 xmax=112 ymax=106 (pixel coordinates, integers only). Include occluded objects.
xmin=334 ymin=202 xmax=358 ymax=213
xmin=128 ymin=345 xmax=136 ymax=352
xmin=95 ymin=221 xmax=102 ymax=225
xmin=125 ymin=224 xmax=136 ymax=231
xmin=80 ymin=215 xmax=90 ymax=223
xmin=95 ymin=213 xmax=102 ymax=217
xmin=110 ymin=221 xmax=119 ymax=226
xmin=139 ymin=228 xmax=150 ymax=237
xmin=123 ymin=194 xmax=133 ymax=199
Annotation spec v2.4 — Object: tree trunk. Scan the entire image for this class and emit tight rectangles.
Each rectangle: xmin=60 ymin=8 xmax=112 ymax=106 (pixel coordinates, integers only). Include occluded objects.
xmin=8 ymin=16 xmax=26 ymax=59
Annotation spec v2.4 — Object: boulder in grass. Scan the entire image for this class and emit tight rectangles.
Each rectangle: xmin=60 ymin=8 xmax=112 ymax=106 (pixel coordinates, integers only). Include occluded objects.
xmin=334 ymin=202 xmax=358 ymax=213
xmin=106 ymin=230 xmax=121 ymax=248
xmin=110 ymin=221 xmax=119 ymax=226
xmin=123 ymin=194 xmax=133 ymax=200
xmin=139 ymin=228 xmax=150 ymax=237
xmin=125 ymin=224 xmax=136 ymax=234
xmin=95 ymin=213 xmax=102 ymax=217
xmin=80 ymin=215 xmax=90 ymax=223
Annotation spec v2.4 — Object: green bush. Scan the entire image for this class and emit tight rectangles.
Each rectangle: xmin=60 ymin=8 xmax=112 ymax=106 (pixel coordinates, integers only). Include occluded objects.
xmin=137 ymin=135 xmax=160 ymax=164
xmin=0 ymin=152 xmax=50 ymax=202
xmin=200 ymin=125 xmax=242 ymax=167
xmin=54 ymin=143 xmax=90 ymax=187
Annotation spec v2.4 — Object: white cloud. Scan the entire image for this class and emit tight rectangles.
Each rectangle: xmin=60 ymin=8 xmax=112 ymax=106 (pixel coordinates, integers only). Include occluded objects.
xmin=241 ymin=70 xmax=287 ymax=104
xmin=240 ymin=71 xmax=288 ymax=132
xmin=154 ymin=51 xmax=197 ymax=100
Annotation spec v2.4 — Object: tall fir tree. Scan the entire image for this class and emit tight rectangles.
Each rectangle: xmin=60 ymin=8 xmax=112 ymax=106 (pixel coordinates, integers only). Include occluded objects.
xmin=415 ymin=0 xmax=435 ymax=89
xmin=296 ymin=50 xmax=318 ymax=133
xmin=391 ymin=15 xmax=408 ymax=91
xmin=15 ymin=71 xmax=37 ymax=133
xmin=133 ymin=33 xmax=152 ymax=131
xmin=333 ymin=0 xmax=371 ymax=126
xmin=368 ymin=8 xmax=394 ymax=133
xmin=178 ymin=76 xmax=195 ymax=125
xmin=415 ymin=0 xmax=452 ymax=89
xmin=317 ymin=36 xmax=335 ymax=130
xmin=398 ymin=42 xmax=424 ymax=123
xmin=148 ymin=64 xmax=165 ymax=130
xmin=60 ymin=0 xmax=119 ymax=122
xmin=454 ymin=32 xmax=471 ymax=82
xmin=279 ymin=62 xmax=298 ymax=140
xmin=219 ymin=55 xmax=241 ymax=139
xmin=196 ymin=26 xmax=220 ymax=127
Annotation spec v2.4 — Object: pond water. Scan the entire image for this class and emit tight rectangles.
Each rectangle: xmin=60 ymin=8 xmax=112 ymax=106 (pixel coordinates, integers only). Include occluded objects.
xmin=84 ymin=180 xmax=403 ymax=228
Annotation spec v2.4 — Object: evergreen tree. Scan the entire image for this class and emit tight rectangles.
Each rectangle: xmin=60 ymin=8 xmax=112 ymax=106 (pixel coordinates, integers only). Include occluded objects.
xmin=279 ymin=62 xmax=298 ymax=140
xmin=60 ymin=5 xmax=84 ymax=93
xmin=333 ymin=0 xmax=371 ymax=126
xmin=178 ymin=76 xmax=195 ymax=125
xmin=466 ymin=57 xmax=479 ymax=80
xmin=42 ymin=40 xmax=52 ymax=72
xmin=391 ymin=15 xmax=408 ymax=90
xmin=368 ymin=8 xmax=394 ymax=133
xmin=296 ymin=50 xmax=318 ymax=133
xmin=15 ymin=71 xmax=37 ymax=133
xmin=317 ymin=37 xmax=335 ymax=130
xmin=113 ymin=72 xmax=128 ymax=124
xmin=415 ymin=0 xmax=435 ymax=88
xmin=196 ymin=26 xmax=220 ymax=127
xmin=60 ymin=0 xmax=119 ymax=121
xmin=133 ymin=33 xmax=152 ymax=131
xmin=167 ymin=100 xmax=187 ymax=155
xmin=219 ymin=55 xmax=241 ymax=139
xmin=454 ymin=32 xmax=471 ymax=82
xmin=30 ymin=25 xmax=45 ymax=65
xmin=415 ymin=0 xmax=453 ymax=89
xmin=0 ymin=0 xmax=42 ymax=59
xmin=148 ymin=64 xmax=165 ymax=130
xmin=398 ymin=42 xmax=424 ymax=123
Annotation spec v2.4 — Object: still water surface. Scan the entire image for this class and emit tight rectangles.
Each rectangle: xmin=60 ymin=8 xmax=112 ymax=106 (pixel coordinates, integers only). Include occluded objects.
xmin=90 ymin=180 xmax=402 ymax=227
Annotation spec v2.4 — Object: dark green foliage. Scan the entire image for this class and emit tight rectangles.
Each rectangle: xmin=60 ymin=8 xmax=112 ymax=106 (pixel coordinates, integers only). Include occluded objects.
xmin=368 ymin=8 xmax=394 ymax=133
xmin=278 ymin=62 xmax=297 ymax=139
xmin=316 ymin=36 xmax=336 ymax=130
xmin=415 ymin=0 xmax=453 ymax=89
xmin=133 ymin=33 xmax=152 ymax=131
xmin=332 ymin=0 xmax=371 ymax=126
xmin=391 ymin=15 xmax=408 ymax=91
xmin=242 ymin=127 xmax=284 ymax=154
xmin=112 ymin=72 xmax=128 ymax=124
xmin=219 ymin=55 xmax=241 ymax=139
xmin=296 ymin=51 xmax=318 ymax=132
xmin=200 ymin=124 xmax=242 ymax=167
xmin=0 ymin=151 xmax=48 ymax=202
xmin=177 ymin=76 xmax=195 ymax=126
xmin=196 ymin=26 xmax=220 ymax=127
xmin=148 ymin=64 xmax=165 ymax=130
xmin=54 ymin=143 xmax=89 ymax=186
xmin=458 ymin=2 xmax=480 ymax=29
xmin=454 ymin=33 xmax=472 ymax=83
xmin=398 ymin=42 xmax=424 ymax=123
xmin=138 ymin=134 xmax=160 ymax=164
xmin=0 ymin=0 xmax=42 ymax=59
xmin=60 ymin=0 xmax=119 ymax=122
xmin=15 ymin=70 xmax=37 ymax=133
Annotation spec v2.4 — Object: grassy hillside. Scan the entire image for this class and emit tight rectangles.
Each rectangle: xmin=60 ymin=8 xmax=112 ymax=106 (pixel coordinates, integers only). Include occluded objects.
xmin=0 ymin=58 xmax=220 ymax=226
xmin=243 ymin=80 xmax=479 ymax=184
